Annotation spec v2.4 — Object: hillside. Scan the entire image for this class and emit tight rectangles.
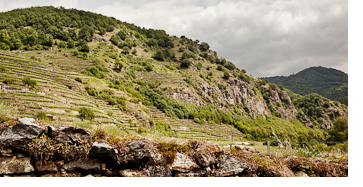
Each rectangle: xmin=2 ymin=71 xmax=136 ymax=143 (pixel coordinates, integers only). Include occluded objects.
xmin=262 ymin=66 xmax=348 ymax=106
xmin=0 ymin=6 xmax=347 ymax=149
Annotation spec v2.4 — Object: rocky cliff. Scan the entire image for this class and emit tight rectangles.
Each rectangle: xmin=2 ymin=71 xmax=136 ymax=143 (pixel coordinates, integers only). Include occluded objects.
xmin=0 ymin=118 xmax=348 ymax=177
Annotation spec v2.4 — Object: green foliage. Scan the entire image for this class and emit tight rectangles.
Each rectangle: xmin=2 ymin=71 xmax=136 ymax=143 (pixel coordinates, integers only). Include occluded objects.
xmin=178 ymin=47 xmax=185 ymax=52
xmin=22 ymin=77 xmax=37 ymax=88
xmin=180 ymin=59 xmax=191 ymax=68
xmin=36 ymin=111 xmax=47 ymax=120
xmin=74 ymin=77 xmax=82 ymax=83
xmin=81 ymin=65 xmax=108 ymax=79
xmin=2 ymin=78 xmax=15 ymax=85
xmin=0 ymin=65 xmax=6 ymax=72
xmin=78 ymin=107 xmax=95 ymax=121
xmin=85 ymin=86 xmax=98 ymax=96
xmin=263 ymin=66 xmax=348 ymax=105
xmin=328 ymin=117 xmax=348 ymax=143
xmin=223 ymin=71 xmax=230 ymax=80
xmin=196 ymin=62 xmax=202 ymax=70
xmin=200 ymin=42 xmax=210 ymax=51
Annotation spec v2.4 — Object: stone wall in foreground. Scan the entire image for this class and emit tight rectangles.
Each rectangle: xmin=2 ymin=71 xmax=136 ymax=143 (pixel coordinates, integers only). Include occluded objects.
xmin=0 ymin=118 xmax=347 ymax=177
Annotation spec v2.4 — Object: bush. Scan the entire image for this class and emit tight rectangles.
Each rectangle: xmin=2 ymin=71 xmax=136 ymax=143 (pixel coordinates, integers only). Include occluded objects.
xmin=196 ymin=62 xmax=202 ymax=70
xmin=22 ymin=77 xmax=37 ymax=88
xmin=78 ymin=107 xmax=95 ymax=121
xmin=180 ymin=59 xmax=191 ymax=68
xmin=223 ymin=71 xmax=230 ymax=80
xmin=75 ymin=77 xmax=82 ymax=83
xmin=2 ymin=78 xmax=15 ymax=85
xmin=0 ymin=65 xmax=6 ymax=72
xmin=36 ymin=111 xmax=47 ymax=120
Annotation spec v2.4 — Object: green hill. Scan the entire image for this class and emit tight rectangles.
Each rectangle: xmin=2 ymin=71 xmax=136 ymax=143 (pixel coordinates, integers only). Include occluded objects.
xmin=262 ymin=66 xmax=348 ymax=106
xmin=0 ymin=6 xmax=348 ymax=149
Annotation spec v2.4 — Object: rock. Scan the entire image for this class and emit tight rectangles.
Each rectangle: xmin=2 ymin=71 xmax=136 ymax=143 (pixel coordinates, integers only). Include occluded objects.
xmin=85 ymin=174 xmax=94 ymax=177
xmin=0 ymin=118 xmax=44 ymax=149
xmin=89 ymin=142 xmax=118 ymax=160
xmin=117 ymin=141 xmax=151 ymax=166
xmin=294 ymin=171 xmax=309 ymax=177
xmin=0 ymin=156 xmax=34 ymax=174
xmin=148 ymin=152 xmax=167 ymax=165
xmin=171 ymin=153 xmax=200 ymax=172
xmin=119 ymin=169 xmax=145 ymax=177
xmin=192 ymin=141 xmax=223 ymax=167
xmin=174 ymin=168 xmax=208 ymax=177
xmin=216 ymin=154 xmax=247 ymax=177
xmin=35 ymin=161 xmax=58 ymax=173
xmin=47 ymin=126 xmax=90 ymax=145
xmin=233 ymin=145 xmax=260 ymax=154
xmin=143 ymin=165 xmax=172 ymax=177
xmin=63 ymin=159 xmax=101 ymax=174
xmin=0 ymin=148 xmax=14 ymax=157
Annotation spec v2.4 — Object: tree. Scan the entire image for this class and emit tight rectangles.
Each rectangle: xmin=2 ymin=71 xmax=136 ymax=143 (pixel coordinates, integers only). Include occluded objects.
xmin=328 ymin=117 xmax=348 ymax=142
xmin=22 ymin=77 xmax=37 ymax=88
xmin=78 ymin=107 xmax=95 ymax=121
xmin=180 ymin=59 xmax=191 ymax=68
xmin=200 ymin=42 xmax=210 ymax=51
xmin=153 ymin=50 xmax=165 ymax=61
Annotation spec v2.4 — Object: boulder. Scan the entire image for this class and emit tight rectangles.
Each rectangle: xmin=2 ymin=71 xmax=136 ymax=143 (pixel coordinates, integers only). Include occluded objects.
xmin=0 ymin=118 xmax=44 ymax=149
xmin=47 ymin=126 xmax=90 ymax=145
xmin=0 ymin=156 xmax=34 ymax=175
xmin=117 ymin=141 xmax=152 ymax=166
xmin=171 ymin=153 xmax=200 ymax=172
xmin=89 ymin=142 xmax=118 ymax=160
xmin=192 ymin=141 xmax=223 ymax=167
xmin=63 ymin=159 xmax=101 ymax=174
xmin=216 ymin=154 xmax=247 ymax=177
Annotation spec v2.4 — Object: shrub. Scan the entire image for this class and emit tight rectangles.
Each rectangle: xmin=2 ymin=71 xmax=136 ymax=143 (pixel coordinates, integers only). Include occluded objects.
xmin=75 ymin=77 xmax=83 ymax=83
xmin=0 ymin=65 xmax=6 ymax=72
xmin=223 ymin=71 xmax=230 ymax=80
xmin=153 ymin=50 xmax=165 ymax=61
xmin=22 ymin=77 xmax=37 ymax=88
xmin=180 ymin=59 xmax=191 ymax=68
xmin=3 ymin=78 xmax=15 ymax=85
xmin=178 ymin=47 xmax=185 ymax=52
xmin=200 ymin=42 xmax=210 ymax=51
xmin=196 ymin=62 xmax=202 ymax=70
xmin=78 ymin=107 xmax=95 ymax=121
xmin=36 ymin=111 xmax=47 ymax=120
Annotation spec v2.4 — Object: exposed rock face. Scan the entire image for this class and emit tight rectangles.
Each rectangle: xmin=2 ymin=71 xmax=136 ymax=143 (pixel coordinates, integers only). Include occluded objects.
xmin=171 ymin=153 xmax=200 ymax=172
xmin=0 ymin=118 xmax=44 ymax=149
xmin=215 ymin=154 xmax=247 ymax=177
xmin=269 ymin=89 xmax=298 ymax=120
xmin=166 ymin=87 xmax=204 ymax=106
xmin=195 ymin=78 xmax=270 ymax=118
xmin=47 ymin=126 xmax=90 ymax=145
xmin=0 ymin=157 xmax=34 ymax=175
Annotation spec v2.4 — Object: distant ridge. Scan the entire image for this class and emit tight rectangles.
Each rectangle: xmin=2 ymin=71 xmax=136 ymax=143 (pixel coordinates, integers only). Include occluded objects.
xmin=262 ymin=66 xmax=348 ymax=105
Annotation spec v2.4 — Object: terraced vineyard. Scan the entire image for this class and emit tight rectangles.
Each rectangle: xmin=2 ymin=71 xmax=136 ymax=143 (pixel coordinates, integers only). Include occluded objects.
xmin=0 ymin=50 xmax=243 ymax=142
xmin=0 ymin=51 xmax=135 ymax=129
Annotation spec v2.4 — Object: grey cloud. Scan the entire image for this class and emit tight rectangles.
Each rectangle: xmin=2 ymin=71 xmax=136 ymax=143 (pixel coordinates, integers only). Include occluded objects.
xmin=0 ymin=0 xmax=347 ymax=77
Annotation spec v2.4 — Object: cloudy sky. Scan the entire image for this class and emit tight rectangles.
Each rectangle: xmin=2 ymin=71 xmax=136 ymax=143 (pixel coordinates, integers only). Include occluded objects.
xmin=0 ymin=0 xmax=348 ymax=77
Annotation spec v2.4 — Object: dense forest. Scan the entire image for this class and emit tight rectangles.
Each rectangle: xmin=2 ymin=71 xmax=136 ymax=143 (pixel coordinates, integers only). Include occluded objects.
xmin=262 ymin=66 xmax=348 ymax=106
